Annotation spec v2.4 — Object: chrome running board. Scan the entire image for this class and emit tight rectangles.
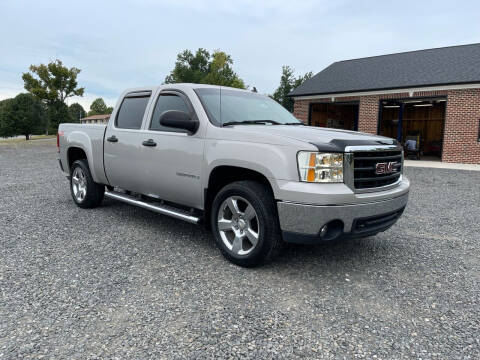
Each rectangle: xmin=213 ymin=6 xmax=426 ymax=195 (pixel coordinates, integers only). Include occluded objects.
xmin=104 ymin=191 xmax=200 ymax=224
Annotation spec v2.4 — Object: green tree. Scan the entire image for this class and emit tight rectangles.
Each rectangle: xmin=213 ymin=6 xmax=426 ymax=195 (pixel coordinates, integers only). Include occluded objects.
xmin=272 ymin=66 xmax=313 ymax=112
xmin=165 ymin=48 xmax=245 ymax=89
xmin=69 ymin=103 xmax=86 ymax=122
xmin=0 ymin=93 xmax=46 ymax=140
xmin=22 ymin=59 xmax=84 ymax=131
xmin=45 ymin=101 xmax=71 ymax=133
xmin=88 ymin=98 xmax=112 ymax=116
xmin=0 ymin=98 xmax=16 ymax=138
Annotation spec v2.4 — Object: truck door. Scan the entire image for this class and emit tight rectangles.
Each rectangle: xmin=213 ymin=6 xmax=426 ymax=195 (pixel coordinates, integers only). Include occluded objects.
xmin=104 ymin=91 xmax=152 ymax=193
xmin=136 ymin=90 xmax=204 ymax=209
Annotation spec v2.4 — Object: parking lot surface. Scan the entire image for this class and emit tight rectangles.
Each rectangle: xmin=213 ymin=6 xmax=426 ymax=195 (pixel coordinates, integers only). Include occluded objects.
xmin=1 ymin=140 xmax=479 ymax=359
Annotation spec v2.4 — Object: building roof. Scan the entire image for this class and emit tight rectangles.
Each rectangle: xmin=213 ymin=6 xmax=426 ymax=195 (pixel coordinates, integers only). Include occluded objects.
xmin=80 ymin=114 xmax=111 ymax=121
xmin=289 ymin=43 xmax=480 ymax=97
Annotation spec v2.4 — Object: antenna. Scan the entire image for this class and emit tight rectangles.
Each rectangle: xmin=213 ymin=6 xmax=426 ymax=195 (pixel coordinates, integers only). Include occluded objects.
xmin=219 ymin=85 xmax=222 ymax=125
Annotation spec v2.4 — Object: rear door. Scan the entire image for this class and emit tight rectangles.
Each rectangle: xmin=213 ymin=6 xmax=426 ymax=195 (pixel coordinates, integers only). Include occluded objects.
xmin=136 ymin=90 xmax=204 ymax=209
xmin=104 ymin=91 xmax=152 ymax=192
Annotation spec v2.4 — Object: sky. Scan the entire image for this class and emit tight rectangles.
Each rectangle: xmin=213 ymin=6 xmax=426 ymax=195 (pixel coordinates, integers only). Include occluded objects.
xmin=1 ymin=0 xmax=479 ymax=111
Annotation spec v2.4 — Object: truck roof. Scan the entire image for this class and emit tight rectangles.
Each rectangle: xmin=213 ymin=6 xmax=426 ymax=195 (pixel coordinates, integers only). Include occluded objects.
xmin=122 ymin=83 xmax=252 ymax=95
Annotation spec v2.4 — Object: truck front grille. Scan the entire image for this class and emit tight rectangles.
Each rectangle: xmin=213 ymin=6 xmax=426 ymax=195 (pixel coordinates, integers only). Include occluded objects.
xmin=353 ymin=150 xmax=402 ymax=189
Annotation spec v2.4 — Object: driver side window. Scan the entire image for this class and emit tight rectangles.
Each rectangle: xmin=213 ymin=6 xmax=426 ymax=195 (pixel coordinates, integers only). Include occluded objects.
xmin=150 ymin=94 xmax=190 ymax=132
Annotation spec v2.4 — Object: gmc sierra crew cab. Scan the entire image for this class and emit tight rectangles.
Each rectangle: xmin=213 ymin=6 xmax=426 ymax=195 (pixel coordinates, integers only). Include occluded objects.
xmin=58 ymin=84 xmax=409 ymax=267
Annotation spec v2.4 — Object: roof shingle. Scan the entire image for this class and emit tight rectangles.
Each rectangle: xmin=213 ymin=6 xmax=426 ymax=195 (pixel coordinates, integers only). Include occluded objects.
xmin=289 ymin=43 xmax=480 ymax=97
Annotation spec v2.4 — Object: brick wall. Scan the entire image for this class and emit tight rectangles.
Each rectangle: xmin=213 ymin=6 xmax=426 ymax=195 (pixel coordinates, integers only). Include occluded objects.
xmin=293 ymin=99 xmax=309 ymax=124
xmin=292 ymin=88 xmax=480 ymax=164
xmin=442 ymin=89 xmax=480 ymax=164
xmin=358 ymin=96 xmax=380 ymax=133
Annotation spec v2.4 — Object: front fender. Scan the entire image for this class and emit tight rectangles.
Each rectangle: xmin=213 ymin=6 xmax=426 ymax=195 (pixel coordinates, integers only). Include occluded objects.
xmin=203 ymin=139 xmax=301 ymax=199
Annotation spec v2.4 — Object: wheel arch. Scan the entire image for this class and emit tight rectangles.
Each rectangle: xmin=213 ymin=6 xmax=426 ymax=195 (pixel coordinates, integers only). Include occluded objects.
xmin=66 ymin=145 xmax=103 ymax=183
xmin=67 ymin=146 xmax=89 ymax=170
xmin=204 ymin=165 xmax=276 ymax=229
xmin=64 ymin=129 xmax=104 ymax=183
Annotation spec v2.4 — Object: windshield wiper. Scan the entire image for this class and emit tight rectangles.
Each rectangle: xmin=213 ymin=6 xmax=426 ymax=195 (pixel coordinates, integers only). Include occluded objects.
xmin=222 ymin=120 xmax=281 ymax=126
xmin=283 ymin=122 xmax=304 ymax=125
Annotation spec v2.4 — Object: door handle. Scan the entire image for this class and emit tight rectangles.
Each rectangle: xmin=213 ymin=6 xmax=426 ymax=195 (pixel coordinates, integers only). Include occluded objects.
xmin=142 ymin=139 xmax=157 ymax=147
xmin=107 ymin=135 xmax=118 ymax=142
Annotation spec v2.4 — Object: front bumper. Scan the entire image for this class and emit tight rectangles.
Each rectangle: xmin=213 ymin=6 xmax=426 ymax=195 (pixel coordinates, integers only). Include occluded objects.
xmin=277 ymin=192 xmax=409 ymax=244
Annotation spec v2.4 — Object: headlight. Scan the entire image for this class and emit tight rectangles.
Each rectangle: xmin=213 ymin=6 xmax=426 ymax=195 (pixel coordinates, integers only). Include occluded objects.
xmin=297 ymin=152 xmax=343 ymax=183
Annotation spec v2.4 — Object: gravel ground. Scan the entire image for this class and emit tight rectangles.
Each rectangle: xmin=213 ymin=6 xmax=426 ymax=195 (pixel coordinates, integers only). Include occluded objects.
xmin=0 ymin=139 xmax=479 ymax=359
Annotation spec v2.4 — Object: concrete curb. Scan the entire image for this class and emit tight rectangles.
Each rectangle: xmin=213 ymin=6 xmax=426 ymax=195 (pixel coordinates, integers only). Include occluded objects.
xmin=404 ymin=160 xmax=480 ymax=171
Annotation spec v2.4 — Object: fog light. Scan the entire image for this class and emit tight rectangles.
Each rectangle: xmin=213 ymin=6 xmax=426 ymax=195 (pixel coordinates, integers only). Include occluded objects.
xmin=320 ymin=225 xmax=328 ymax=238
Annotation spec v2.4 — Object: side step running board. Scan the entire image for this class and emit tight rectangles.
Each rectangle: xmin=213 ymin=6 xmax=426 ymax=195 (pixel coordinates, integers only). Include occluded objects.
xmin=104 ymin=190 xmax=201 ymax=224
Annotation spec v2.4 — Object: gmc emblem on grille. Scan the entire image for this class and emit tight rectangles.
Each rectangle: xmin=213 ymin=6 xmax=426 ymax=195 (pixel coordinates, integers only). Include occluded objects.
xmin=375 ymin=161 xmax=398 ymax=175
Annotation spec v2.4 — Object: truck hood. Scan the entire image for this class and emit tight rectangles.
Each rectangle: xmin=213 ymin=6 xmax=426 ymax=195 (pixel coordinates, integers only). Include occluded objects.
xmin=228 ymin=125 xmax=398 ymax=151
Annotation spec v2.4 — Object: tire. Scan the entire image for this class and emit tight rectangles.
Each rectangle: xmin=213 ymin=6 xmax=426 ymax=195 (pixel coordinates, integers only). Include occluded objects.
xmin=70 ymin=159 xmax=104 ymax=209
xmin=211 ymin=180 xmax=283 ymax=267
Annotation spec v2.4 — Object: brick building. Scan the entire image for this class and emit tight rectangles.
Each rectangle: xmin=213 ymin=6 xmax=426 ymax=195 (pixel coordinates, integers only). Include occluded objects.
xmin=290 ymin=44 xmax=480 ymax=164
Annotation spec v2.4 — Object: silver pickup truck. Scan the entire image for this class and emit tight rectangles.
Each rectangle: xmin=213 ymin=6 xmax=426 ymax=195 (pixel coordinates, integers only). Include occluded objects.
xmin=58 ymin=84 xmax=409 ymax=266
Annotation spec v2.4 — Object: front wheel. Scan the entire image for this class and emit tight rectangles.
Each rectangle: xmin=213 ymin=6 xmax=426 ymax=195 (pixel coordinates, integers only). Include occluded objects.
xmin=211 ymin=181 xmax=283 ymax=267
xmin=70 ymin=159 xmax=104 ymax=208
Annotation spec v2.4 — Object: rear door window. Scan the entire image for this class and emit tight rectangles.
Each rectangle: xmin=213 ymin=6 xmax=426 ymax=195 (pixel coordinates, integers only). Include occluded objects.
xmin=115 ymin=93 xmax=151 ymax=129
xmin=150 ymin=93 xmax=191 ymax=132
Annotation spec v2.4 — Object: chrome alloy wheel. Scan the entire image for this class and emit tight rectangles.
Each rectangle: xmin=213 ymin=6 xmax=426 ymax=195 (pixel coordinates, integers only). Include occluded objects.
xmin=72 ymin=167 xmax=87 ymax=202
xmin=217 ymin=196 xmax=260 ymax=256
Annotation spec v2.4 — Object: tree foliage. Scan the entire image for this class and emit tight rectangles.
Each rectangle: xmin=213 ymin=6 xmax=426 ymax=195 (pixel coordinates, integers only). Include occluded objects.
xmin=46 ymin=101 xmax=72 ymax=132
xmin=22 ymin=59 xmax=84 ymax=130
xmin=0 ymin=93 xmax=46 ymax=140
xmin=165 ymin=48 xmax=245 ymax=89
xmin=88 ymin=98 xmax=112 ymax=116
xmin=22 ymin=59 xmax=84 ymax=103
xmin=69 ymin=103 xmax=86 ymax=122
xmin=0 ymin=99 xmax=15 ymax=138
xmin=272 ymin=66 xmax=313 ymax=112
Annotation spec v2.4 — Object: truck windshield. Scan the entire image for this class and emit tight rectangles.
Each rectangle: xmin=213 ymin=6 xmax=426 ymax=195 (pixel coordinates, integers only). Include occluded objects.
xmin=195 ymin=88 xmax=302 ymax=126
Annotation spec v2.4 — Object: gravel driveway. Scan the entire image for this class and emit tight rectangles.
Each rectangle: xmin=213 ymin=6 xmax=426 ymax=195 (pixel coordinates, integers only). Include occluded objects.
xmin=1 ymin=140 xmax=479 ymax=359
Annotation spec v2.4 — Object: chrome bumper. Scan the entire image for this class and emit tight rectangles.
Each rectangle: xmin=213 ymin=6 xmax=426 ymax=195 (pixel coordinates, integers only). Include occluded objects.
xmin=277 ymin=192 xmax=409 ymax=243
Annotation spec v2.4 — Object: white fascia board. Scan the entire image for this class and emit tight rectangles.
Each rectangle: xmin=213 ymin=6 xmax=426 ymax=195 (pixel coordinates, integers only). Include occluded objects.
xmin=292 ymin=83 xmax=480 ymax=101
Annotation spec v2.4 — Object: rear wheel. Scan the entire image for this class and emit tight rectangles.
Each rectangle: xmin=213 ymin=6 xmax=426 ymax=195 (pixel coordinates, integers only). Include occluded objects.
xmin=211 ymin=181 xmax=282 ymax=267
xmin=70 ymin=159 xmax=104 ymax=208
